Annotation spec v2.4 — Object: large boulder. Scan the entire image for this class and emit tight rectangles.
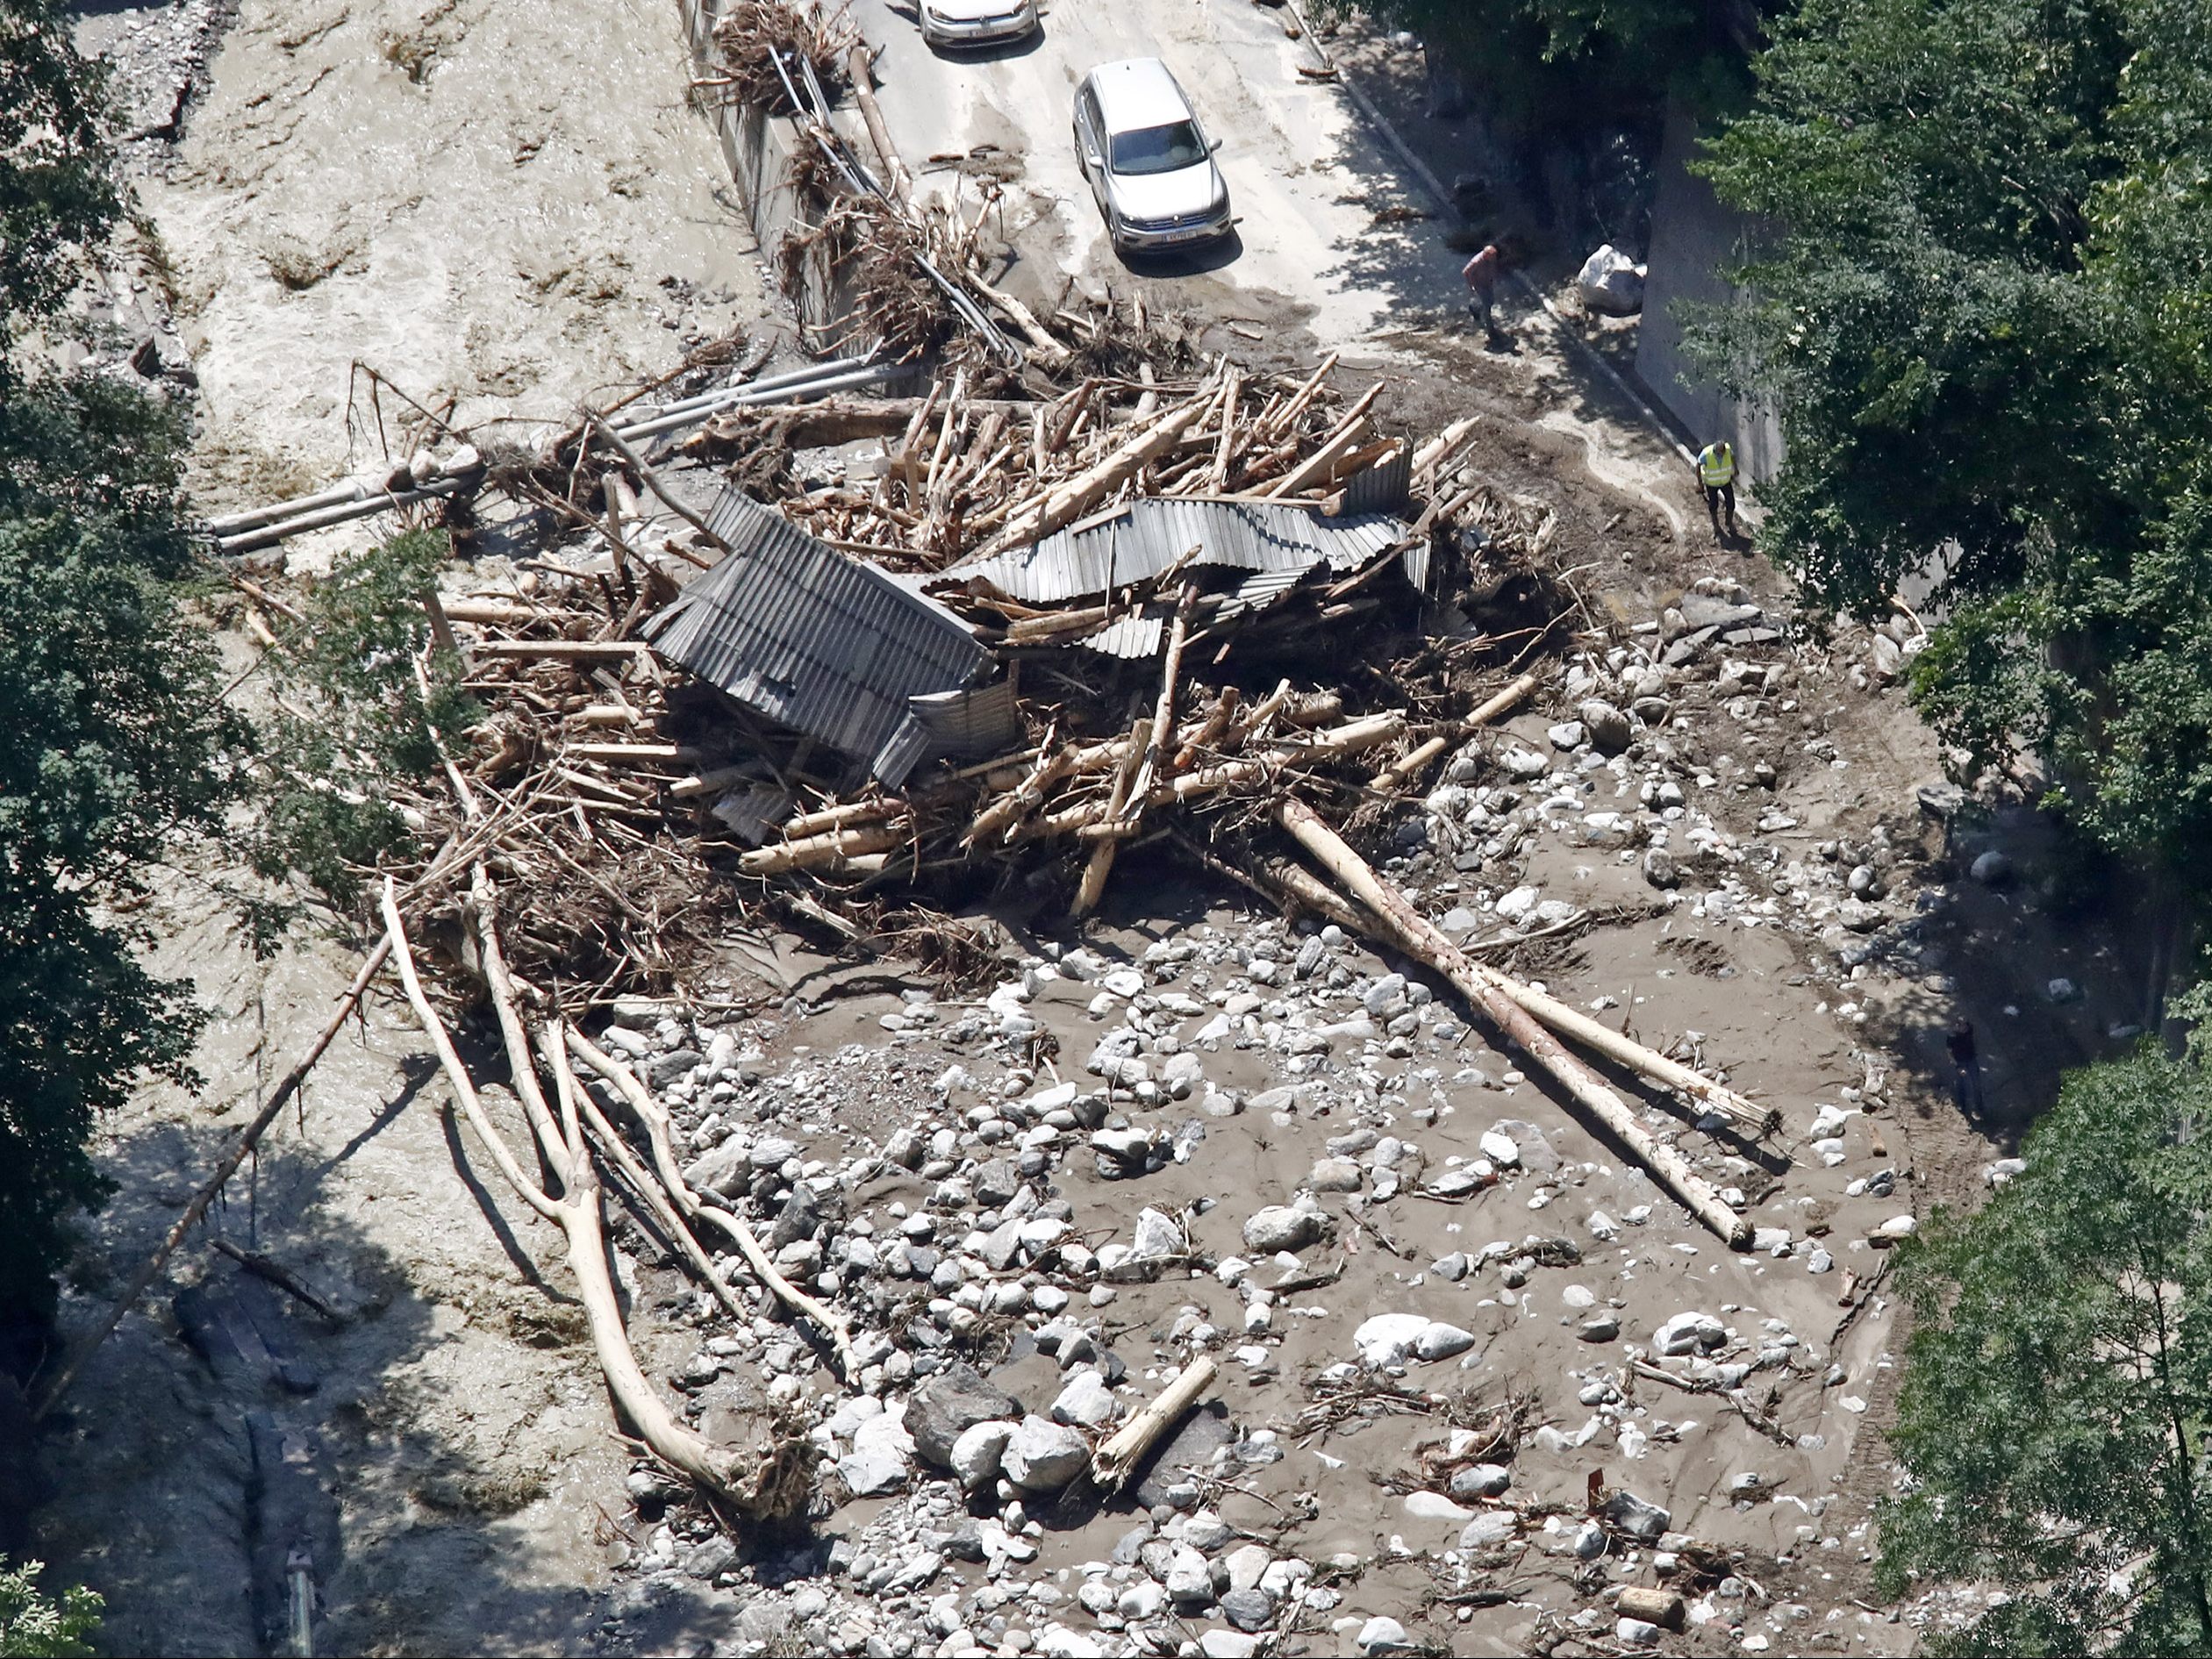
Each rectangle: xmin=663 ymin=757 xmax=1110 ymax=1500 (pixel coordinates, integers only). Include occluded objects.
xmin=1242 ymin=1204 xmax=1331 ymax=1255
xmin=1576 ymin=244 xmax=1645 ymax=314
xmin=1000 ymin=1415 xmax=1091 ymax=1493
xmin=907 ymin=1362 xmax=1023 ymax=1468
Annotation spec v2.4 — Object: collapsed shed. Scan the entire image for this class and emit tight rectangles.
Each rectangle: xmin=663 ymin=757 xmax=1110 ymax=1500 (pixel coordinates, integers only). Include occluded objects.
xmin=645 ymin=490 xmax=1018 ymax=822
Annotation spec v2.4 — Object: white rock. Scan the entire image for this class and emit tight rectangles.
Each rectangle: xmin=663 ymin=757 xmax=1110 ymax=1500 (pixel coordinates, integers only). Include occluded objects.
xmin=1478 ymin=1128 xmax=1521 ymax=1166
xmin=1198 ymin=1634 xmax=1259 ymax=1659
xmin=1354 ymin=1313 xmax=1432 ymax=1367
xmin=836 ymin=1410 xmax=913 ymax=1497
xmin=1402 ymin=1491 xmax=1473 ymax=1522
xmin=1879 ymin=1214 xmax=1917 ymax=1240
xmin=1051 ymin=1370 xmax=1119 ymax=1430
xmin=1357 ymin=1615 xmax=1414 ymax=1654
xmin=1414 ymin=1322 xmax=1477 ymax=1362
xmin=1000 ymin=1415 xmax=1091 ymax=1492
xmin=1458 ymin=1511 xmax=1517 ymax=1548
xmin=1494 ymin=886 xmax=1541 ymax=926
xmin=1034 ymin=1624 xmax=1107 ymax=1658
xmin=1224 ymin=1543 xmax=1275 ymax=1592
xmin=1242 ymin=1204 xmax=1330 ymax=1254
xmin=1132 ymin=1206 xmax=1185 ymax=1258
xmin=949 ymin=1419 xmax=1015 ymax=1490
xmin=1655 ymin=1311 xmax=1725 ymax=1356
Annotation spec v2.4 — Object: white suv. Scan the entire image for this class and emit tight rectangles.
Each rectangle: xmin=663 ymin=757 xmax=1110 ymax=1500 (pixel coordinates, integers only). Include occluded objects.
xmin=1072 ymin=58 xmax=1233 ymax=254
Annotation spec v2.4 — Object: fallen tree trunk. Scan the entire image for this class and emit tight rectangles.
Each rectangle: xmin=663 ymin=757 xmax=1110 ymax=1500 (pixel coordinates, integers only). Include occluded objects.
xmin=739 ymin=817 xmax=909 ymax=876
xmin=381 ymin=877 xmax=812 ymax=1512
xmin=1371 ymin=669 xmax=1542 ymax=791
xmin=566 ymin=1030 xmax=861 ymax=1378
xmin=1025 ymin=712 xmax=1407 ymax=842
xmin=989 ymin=397 xmax=1208 ymax=549
xmin=1275 ymin=801 xmax=1753 ymax=1249
xmin=1092 ymin=1356 xmax=1218 ymax=1491
xmin=1472 ymin=970 xmax=1777 ymax=1138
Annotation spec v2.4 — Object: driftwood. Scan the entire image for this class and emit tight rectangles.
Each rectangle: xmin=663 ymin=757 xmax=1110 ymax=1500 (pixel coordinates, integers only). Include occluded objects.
xmin=1275 ymin=801 xmax=1754 ymax=1249
xmin=382 ymin=876 xmax=809 ymax=1512
xmin=566 ymin=1030 xmax=862 ymax=1379
xmin=1373 ymin=669 xmax=1542 ymax=790
xmin=1092 ymin=1356 xmax=1219 ymax=1491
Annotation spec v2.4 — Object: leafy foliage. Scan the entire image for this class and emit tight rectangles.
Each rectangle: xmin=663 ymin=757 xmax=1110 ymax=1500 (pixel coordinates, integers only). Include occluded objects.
xmin=253 ymin=530 xmax=477 ymax=907
xmin=0 ymin=0 xmax=248 ymax=1369
xmin=1879 ymin=1048 xmax=2212 ymax=1651
xmin=0 ymin=1560 xmax=100 ymax=1659
xmin=0 ymin=0 xmax=117 ymax=385
xmin=1688 ymin=0 xmax=2212 ymax=874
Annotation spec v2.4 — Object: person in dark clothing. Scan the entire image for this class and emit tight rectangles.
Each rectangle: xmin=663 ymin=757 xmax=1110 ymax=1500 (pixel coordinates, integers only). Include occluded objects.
xmin=1946 ymin=1019 xmax=1986 ymax=1118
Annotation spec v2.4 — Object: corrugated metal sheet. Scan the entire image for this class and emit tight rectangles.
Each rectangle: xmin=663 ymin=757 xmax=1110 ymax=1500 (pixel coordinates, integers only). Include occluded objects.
xmin=1074 ymin=567 xmax=1321 ymax=659
xmin=1341 ymin=446 xmax=1414 ymax=517
xmin=648 ymin=490 xmax=995 ymax=785
xmin=908 ymin=680 xmax=1024 ymax=754
xmin=1079 ymin=613 xmax=1169 ymax=658
xmin=948 ymin=497 xmax=1408 ymax=605
xmin=709 ymin=780 xmax=794 ymax=847
xmin=1214 ymin=565 xmax=1311 ymax=619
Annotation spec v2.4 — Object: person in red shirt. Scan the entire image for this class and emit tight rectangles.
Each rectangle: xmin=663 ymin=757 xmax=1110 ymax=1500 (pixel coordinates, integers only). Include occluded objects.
xmin=1462 ymin=243 xmax=1501 ymax=340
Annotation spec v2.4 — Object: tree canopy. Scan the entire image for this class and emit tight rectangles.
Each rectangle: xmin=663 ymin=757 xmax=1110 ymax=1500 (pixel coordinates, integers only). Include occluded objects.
xmin=1689 ymin=0 xmax=2212 ymax=876
xmin=0 ymin=0 xmax=247 ymax=1376
xmin=1879 ymin=1048 xmax=2212 ymax=1651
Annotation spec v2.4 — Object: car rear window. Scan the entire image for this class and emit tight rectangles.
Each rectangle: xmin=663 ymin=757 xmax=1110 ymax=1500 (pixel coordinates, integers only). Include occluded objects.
xmin=1109 ymin=120 xmax=1206 ymax=175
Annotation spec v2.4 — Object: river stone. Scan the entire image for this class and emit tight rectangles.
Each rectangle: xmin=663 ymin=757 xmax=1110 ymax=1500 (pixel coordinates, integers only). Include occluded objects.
xmin=1001 ymin=1415 xmax=1090 ymax=1492
xmin=1242 ymin=1204 xmax=1330 ymax=1254
xmin=908 ymin=1362 xmax=1023 ymax=1468
xmin=949 ymin=1419 xmax=1015 ymax=1490
xmin=1600 ymin=1488 xmax=1672 ymax=1541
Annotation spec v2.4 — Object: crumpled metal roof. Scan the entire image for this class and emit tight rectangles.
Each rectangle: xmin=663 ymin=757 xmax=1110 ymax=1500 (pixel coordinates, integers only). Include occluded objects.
xmin=1076 ymin=566 xmax=1319 ymax=659
xmin=647 ymin=490 xmax=999 ymax=784
xmin=945 ymin=496 xmax=1409 ymax=607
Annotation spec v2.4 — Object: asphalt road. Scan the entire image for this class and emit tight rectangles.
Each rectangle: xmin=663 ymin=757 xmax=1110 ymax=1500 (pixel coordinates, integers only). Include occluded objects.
xmin=850 ymin=0 xmax=1461 ymax=346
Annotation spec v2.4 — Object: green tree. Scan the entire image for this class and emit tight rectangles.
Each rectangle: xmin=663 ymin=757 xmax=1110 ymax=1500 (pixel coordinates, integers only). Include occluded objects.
xmin=252 ymin=528 xmax=477 ymax=909
xmin=0 ymin=1560 xmax=100 ymax=1659
xmin=1689 ymin=0 xmax=2212 ymax=882
xmin=1879 ymin=1048 xmax=2212 ymax=1651
xmin=0 ymin=0 xmax=116 ymax=370
xmin=0 ymin=0 xmax=248 ymax=1375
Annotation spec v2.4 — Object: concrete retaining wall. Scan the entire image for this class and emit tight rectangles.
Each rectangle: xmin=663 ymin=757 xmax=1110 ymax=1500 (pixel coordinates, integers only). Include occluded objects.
xmin=1636 ymin=104 xmax=1782 ymax=486
xmin=676 ymin=0 xmax=849 ymax=344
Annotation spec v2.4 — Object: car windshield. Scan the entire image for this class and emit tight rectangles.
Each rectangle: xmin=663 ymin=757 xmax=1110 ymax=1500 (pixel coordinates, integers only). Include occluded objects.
xmin=1109 ymin=119 xmax=1206 ymax=176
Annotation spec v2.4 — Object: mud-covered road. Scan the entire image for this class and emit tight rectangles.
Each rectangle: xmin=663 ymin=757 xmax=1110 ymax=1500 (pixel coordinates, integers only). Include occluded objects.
xmin=851 ymin=0 xmax=1457 ymax=346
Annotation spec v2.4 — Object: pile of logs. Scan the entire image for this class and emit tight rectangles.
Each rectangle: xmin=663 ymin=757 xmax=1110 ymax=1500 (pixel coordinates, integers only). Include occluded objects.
xmin=687 ymin=352 xmax=1480 ymax=570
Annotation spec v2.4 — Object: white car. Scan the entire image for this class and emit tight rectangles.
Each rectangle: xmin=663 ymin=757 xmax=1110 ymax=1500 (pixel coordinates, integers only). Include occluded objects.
xmin=1073 ymin=58 xmax=1233 ymax=254
xmin=918 ymin=0 xmax=1040 ymax=50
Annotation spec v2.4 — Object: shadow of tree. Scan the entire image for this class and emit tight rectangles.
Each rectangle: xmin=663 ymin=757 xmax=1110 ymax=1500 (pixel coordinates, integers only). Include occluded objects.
xmin=26 ymin=1026 xmax=741 ymax=1659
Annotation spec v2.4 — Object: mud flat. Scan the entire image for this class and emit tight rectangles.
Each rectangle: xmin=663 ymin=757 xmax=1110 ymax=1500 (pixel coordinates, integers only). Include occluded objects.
xmin=142 ymin=0 xmax=768 ymax=515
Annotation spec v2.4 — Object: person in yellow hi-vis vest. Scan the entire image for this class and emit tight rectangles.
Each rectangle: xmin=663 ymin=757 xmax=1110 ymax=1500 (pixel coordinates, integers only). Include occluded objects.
xmin=1696 ymin=439 xmax=1738 ymax=539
